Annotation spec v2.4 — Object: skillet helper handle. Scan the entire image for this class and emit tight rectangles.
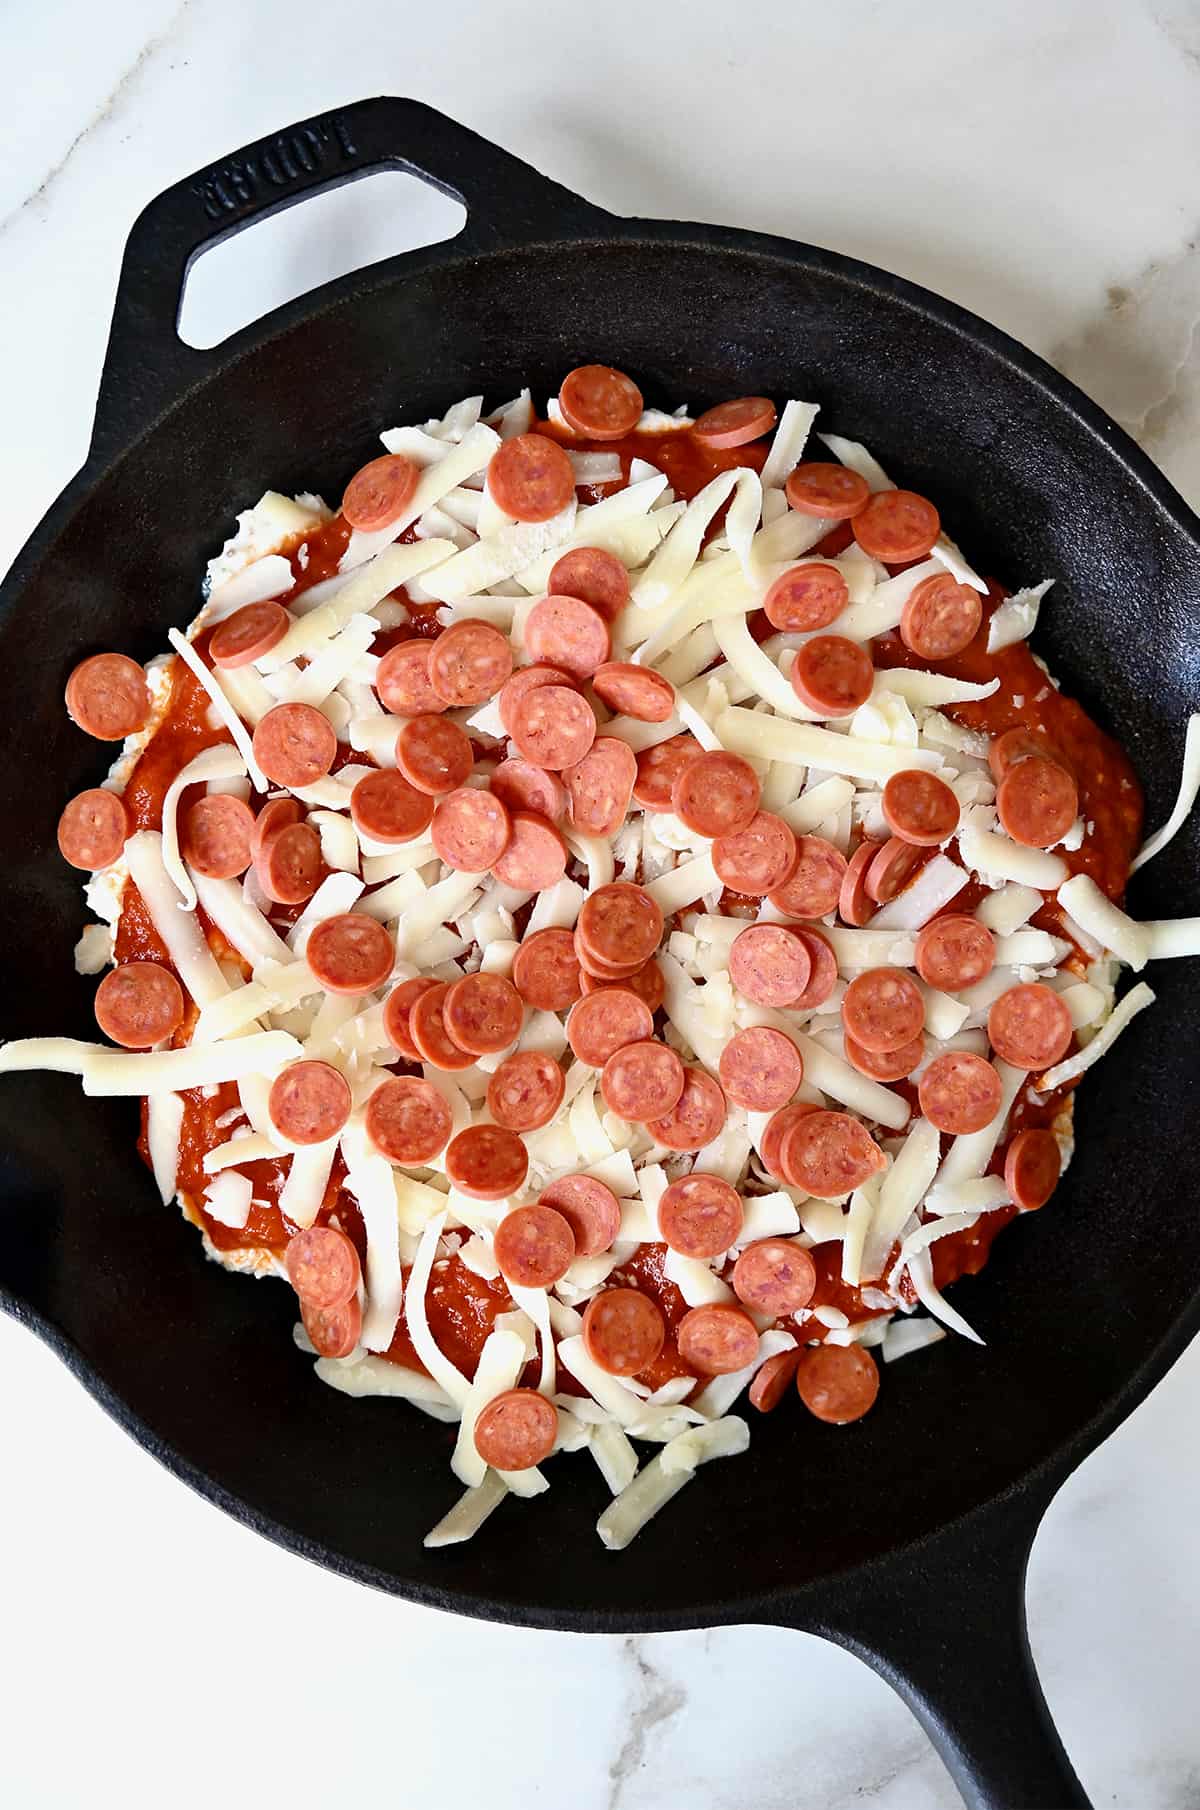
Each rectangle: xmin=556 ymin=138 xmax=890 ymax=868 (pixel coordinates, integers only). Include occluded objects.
xmin=91 ymin=96 xmax=609 ymax=461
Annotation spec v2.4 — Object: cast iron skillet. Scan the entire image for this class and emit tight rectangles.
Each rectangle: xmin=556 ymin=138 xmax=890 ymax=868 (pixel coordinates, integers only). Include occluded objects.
xmin=1 ymin=97 xmax=1198 ymax=1810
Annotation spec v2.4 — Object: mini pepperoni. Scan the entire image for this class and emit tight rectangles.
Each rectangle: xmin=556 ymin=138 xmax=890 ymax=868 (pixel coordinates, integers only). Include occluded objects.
xmin=749 ymin=1348 xmax=801 ymax=1412
xmin=657 ymin=1173 xmax=743 ymax=1259
xmin=396 ymin=715 xmax=473 ymax=795
xmin=791 ymin=927 xmax=839 ymax=1010
xmin=795 ymin=1344 xmax=880 ymax=1424
xmin=580 ymin=958 xmax=665 ymax=1014
xmin=591 ymin=662 xmax=675 ymax=723
xmin=547 ymin=547 xmax=630 ymax=622
xmin=511 ymin=682 xmax=599 ymax=774
xmin=839 ymin=840 xmax=882 ymax=926
xmin=672 ymin=750 xmax=762 ymax=838
xmin=853 ymin=490 xmax=941 ymax=563
xmin=583 ymin=1287 xmax=665 ymax=1377
xmin=94 ymin=962 xmax=184 ymax=1048
xmin=491 ymin=811 xmax=568 ymax=890
xmin=285 ymin=1225 xmax=360 ymax=1310
xmin=301 ymin=1293 xmax=362 ymax=1360
xmin=693 ymin=395 xmax=777 ymax=449
xmin=987 ymin=727 xmax=1052 ymax=784
xmin=443 ymin=972 xmax=524 ymax=1055
xmin=473 ymin=1388 xmax=558 ymax=1471
xmin=493 ymin=1203 xmax=574 ymax=1283
xmin=488 ymin=433 xmax=576 ymax=522
xmin=365 ymin=1075 xmax=453 ymax=1164
xmin=351 ymin=768 xmax=436 ymax=845
xmin=258 ymin=820 xmax=322 ymax=904
xmin=632 ymin=732 xmax=702 ymax=809
xmin=558 ymin=365 xmax=643 ymax=440
xmin=376 ymin=639 xmax=448 ymax=716
xmin=760 ymin=1102 xmax=821 ymax=1183
xmin=919 ymin=1051 xmax=1003 ymax=1135
xmin=306 ymin=913 xmax=395 ymax=996
xmin=732 ymin=1237 xmax=817 ymax=1317
xmin=539 ymin=1175 xmax=622 ymax=1259
xmin=487 ymin=1050 xmax=565 ymax=1133
xmin=410 ymin=983 xmax=477 ymax=1072
xmin=181 ymin=794 xmax=255 ymax=879
xmin=996 ymin=756 xmax=1078 ymax=849
xmin=729 ymin=925 xmax=812 ymax=1008
xmin=790 ymin=634 xmax=874 ymax=717
xmin=600 ymin=1039 xmax=686 ymax=1122
xmin=57 ymin=788 xmax=128 ymax=870
xmin=269 ymin=1060 xmax=352 ymax=1145
xmin=489 ymin=757 xmax=568 ymax=822
xmin=210 ymin=600 xmax=289 ymax=669
xmin=65 ymin=653 xmax=150 ymax=741
xmin=577 ymin=883 xmax=664 ymax=972
xmin=768 ymin=834 xmax=846 ymax=919
xmin=253 ymin=703 xmax=337 ymax=788
xmin=915 ymin=914 xmax=996 ymax=991
xmin=567 ymin=987 xmax=654 ymax=1067
xmin=1005 ymin=1127 xmax=1062 ymax=1212
xmin=512 ymin=927 xmax=582 ymax=1012
xmin=447 ymin=1125 xmax=530 ymax=1202
xmin=677 ymin=1304 xmax=759 ymax=1376
xmin=843 ymin=1031 xmax=924 ymax=1082
xmin=842 ymin=967 xmax=925 ymax=1053
xmin=432 ymin=787 xmax=511 ymax=872
xmin=646 ymin=1066 xmax=726 ymax=1151
xmin=499 ymin=663 xmax=576 ymax=737
xmin=865 ymin=837 xmax=928 ymax=906
xmin=718 ymin=1026 xmax=803 ymax=1112
xmin=574 ymin=935 xmax=645 ymax=981
xmin=900 ymin=572 xmax=982 ymax=659
xmin=564 ymin=735 xmax=637 ymax=837
xmin=249 ymin=796 xmax=302 ymax=864
xmin=525 ymin=595 xmax=611 ymax=681
xmin=882 ymin=769 xmax=960 ymax=846
xmin=763 ymin=562 xmax=849 ymax=632
xmin=341 ymin=452 xmax=419 ymax=530
xmin=429 ymin=618 xmax=514 ymax=707
xmin=712 ymin=811 xmax=797 ymax=896
xmin=785 ymin=463 xmax=871 ymax=521
xmin=782 ymin=1109 xmax=886 ymax=1198
xmin=987 ymin=984 xmax=1072 ymax=1071
xmin=382 ymin=976 xmax=438 ymax=1060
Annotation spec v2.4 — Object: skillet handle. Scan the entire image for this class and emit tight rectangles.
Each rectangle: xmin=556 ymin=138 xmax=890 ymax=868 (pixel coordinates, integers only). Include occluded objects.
xmin=90 ymin=96 xmax=608 ymax=462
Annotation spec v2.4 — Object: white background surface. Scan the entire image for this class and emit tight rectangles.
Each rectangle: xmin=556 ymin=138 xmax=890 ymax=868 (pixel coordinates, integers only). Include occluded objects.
xmin=2 ymin=3 xmax=1199 ymax=1806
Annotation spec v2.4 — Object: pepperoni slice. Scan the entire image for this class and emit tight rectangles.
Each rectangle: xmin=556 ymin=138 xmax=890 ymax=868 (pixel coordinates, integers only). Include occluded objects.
xmin=257 ymin=820 xmax=322 ymax=904
xmin=729 ymin=925 xmax=811 ymax=1008
xmin=285 ymin=1225 xmax=360 ymax=1309
xmin=65 ymin=653 xmax=150 ymax=740
xmin=382 ymin=976 xmax=438 ymax=1060
xmin=429 ymin=619 xmax=514 ymax=707
xmin=1004 ymin=1127 xmax=1062 ymax=1212
xmin=646 ymin=1066 xmax=726 ymax=1151
xmin=302 ymin=1293 xmax=362 ymax=1360
xmin=782 ymin=1109 xmax=886 ymax=1198
xmin=431 ymin=787 xmax=511 ymax=872
xmin=57 ymin=788 xmax=128 ymax=871
xmin=487 ymin=1050 xmax=565 ymax=1133
xmin=600 ymin=1039 xmax=686 ymax=1122
xmin=365 ymin=1075 xmax=453 ymax=1164
xmin=852 ymin=490 xmax=941 ymax=563
xmin=306 ymin=913 xmax=395 ymax=995
xmin=410 ymin=983 xmax=476 ymax=1072
xmin=489 ymin=757 xmax=568 ymax=822
xmin=583 ymin=1287 xmax=665 ymax=1377
xmin=671 ymin=750 xmax=760 ymax=837
xmin=656 ymin=1173 xmax=743 ymax=1259
xmin=760 ymin=1102 xmax=821 ymax=1183
xmin=580 ymin=957 xmax=665 ymax=1013
xmin=768 ymin=834 xmax=846 ymax=919
xmin=677 ymin=1304 xmax=759 ymax=1375
xmin=843 ymin=1031 xmax=924 ymax=1082
xmin=488 ymin=433 xmax=576 ymax=521
xmin=918 ymin=1051 xmax=1003 ymax=1135
xmin=525 ymin=595 xmax=611 ymax=680
xmin=492 ymin=1203 xmax=574 ymax=1284
xmin=473 ymin=1388 xmax=558 ymax=1471
xmin=564 ymin=735 xmax=637 ymax=837
xmin=491 ymin=811 xmax=568 ymax=890
xmin=210 ymin=599 xmax=290 ymax=670
xmin=591 ymin=662 xmax=675 ymax=723
xmin=790 ymin=634 xmax=874 ymax=717
xmin=732 ymin=1237 xmax=817 ymax=1316
xmin=763 ymin=562 xmax=849 ymax=632
xmin=785 ymin=463 xmax=870 ymax=521
xmin=987 ymin=727 xmax=1052 ymax=784
xmin=719 ymin=1026 xmax=803 ymax=1112
xmin=558 ymin=365 xmax=643 ymax=440
xmin=574 ymin=935 xmax=645 ymax=981
xmin=511 ymin=684 xmax=597 ymax=773
xmin=790 ymin=926 xmax=839 ymax=1010
xmin=249 ymin=796 xmax=302 ymax=864
xmin=446 ymin=1125 xmax=530 ymax=1202
xmin=181 ymin=794 xmax=255 ymax=879
xmin=882 ymin=769 xmax=960 ymax=846
xmin=547 ymin=547 xmax=630 ymax=623
xmin=499 ymin=663 xmax=576 ymax=736
xmin=376 ymin=639 xmax=448 ymax=716
xmin=900 ymin=573 xmax=982 ymax=659
xmin=269 ymin=1060 xmax=353 ymax=1145
xmin=512 ymin=927 xmax=582 ymax=1012
xmin=865 ymin=837 xmax=928 ymax=905
xmin=915 ymin=914 xmax=996 ymax=990
xmin=795 ymin=1344 xmax=880 ymax=1424
xmin=539 ymin=1174 xmax=622 ymax=1258
xmin=253 ymin=703 xmax=337 ymax=788
xmin=996 ymin=757 xmax=1078 ymax=849
xmin=632 ymin=732 xmax=702 ymax=810
xmin=341 ymin=452 xmax=419 ymax=530
xmin=838 ymin=840 xmax=881 ymax=926
xmin=567 ymin=987 xmax=654 ymax=1067
xmin=351 ymin=769 xmax=436 ymax=846
xmin=443 ymin=972 xmax=524 ymax=1055
xmin=987 ymin=984 xmax=1072 ymax=1070
xmin=396 ymin=715 xmax=472 ymax=795
xmin=94 ymin=962 xmax=184 ymax=1048
xmin=693 ymin=395 xmax=777 ymax=449
xmin=749 ymin=1348 xmax=802 ymax=1412
xmin=577 ymin=883 xmax=664 ymax=971
xmin=712 ymin=810 xmax=797 ymax=896
xmin=842 ymin=967 xmax=925 ymax=1053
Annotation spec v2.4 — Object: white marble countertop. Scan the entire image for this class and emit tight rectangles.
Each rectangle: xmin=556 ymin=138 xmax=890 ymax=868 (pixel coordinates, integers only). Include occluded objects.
xmin=2 ymin=3 xmax=1199 ymax=1805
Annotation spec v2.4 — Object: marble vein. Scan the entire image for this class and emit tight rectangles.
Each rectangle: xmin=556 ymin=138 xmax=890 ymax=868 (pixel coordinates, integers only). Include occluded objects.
xmin=608 ymin=1637 xmax=687 ymax=1810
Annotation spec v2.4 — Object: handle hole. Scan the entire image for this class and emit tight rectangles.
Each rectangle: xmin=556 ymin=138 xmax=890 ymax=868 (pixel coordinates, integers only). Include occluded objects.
xmin=177 ymin=170 xmax=467 ymax=350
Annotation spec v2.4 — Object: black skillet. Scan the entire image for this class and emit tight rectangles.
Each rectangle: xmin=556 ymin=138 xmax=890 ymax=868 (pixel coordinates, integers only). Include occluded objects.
xmin=2 ymin=98 xmax=1198 ymax=1810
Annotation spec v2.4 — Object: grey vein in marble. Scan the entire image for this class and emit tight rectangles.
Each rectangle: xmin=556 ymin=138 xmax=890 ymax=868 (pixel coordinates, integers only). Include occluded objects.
xmin=609 ymin=1637 xmax=688 ymax=1809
